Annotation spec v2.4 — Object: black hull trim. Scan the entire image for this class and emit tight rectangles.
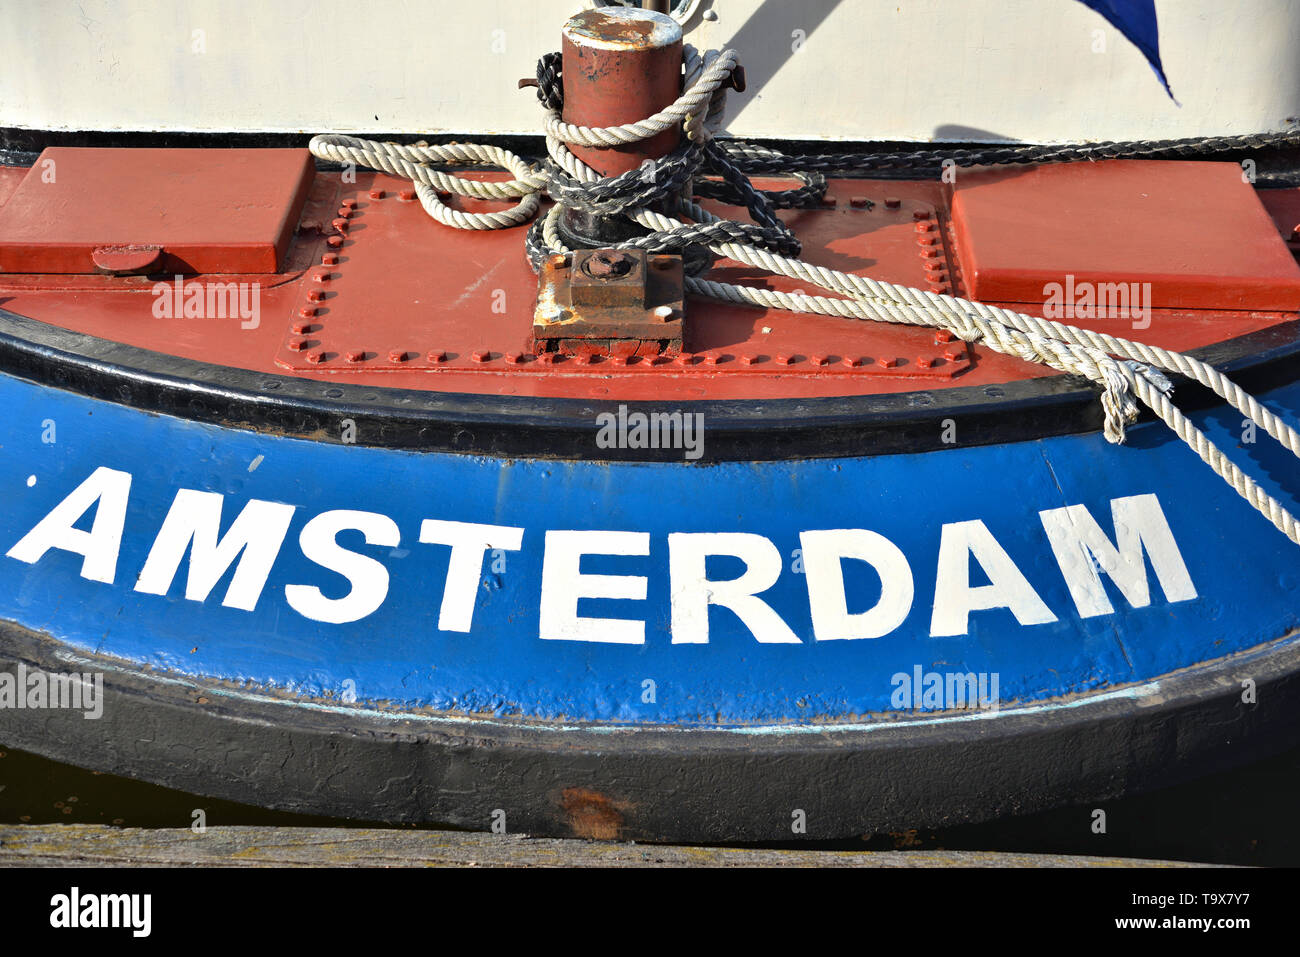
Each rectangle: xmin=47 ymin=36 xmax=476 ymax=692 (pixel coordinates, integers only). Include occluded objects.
xmin=0 ymin=308 xmax=1296 ymax=462
xmin=2 ymin=623 xmax=1297 ymax=843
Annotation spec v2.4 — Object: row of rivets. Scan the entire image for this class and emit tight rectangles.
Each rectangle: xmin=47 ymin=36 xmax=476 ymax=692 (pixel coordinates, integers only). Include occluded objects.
xmin=285 ymin=214 xmax=352 ymax=360
xmin=302 ymin=350 xmax=953 ymax=369
xmin=914 ymin=205 xmax=949 ymax=293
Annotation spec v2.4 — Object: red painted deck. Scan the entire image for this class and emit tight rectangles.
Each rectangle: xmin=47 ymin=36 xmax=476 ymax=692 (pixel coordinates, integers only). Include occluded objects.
xmin=0 ymin=156 xmax=1295 ymax=402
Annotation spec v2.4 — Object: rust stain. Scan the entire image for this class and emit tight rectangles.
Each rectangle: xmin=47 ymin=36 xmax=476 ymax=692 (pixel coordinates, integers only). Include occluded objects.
xmin=560 ymin=787 xmax=631 ymax=840
xmin=569 ymin=10 xmax=659 ymax=47
xmin=890 ymin=829 xmax=924 ymax=849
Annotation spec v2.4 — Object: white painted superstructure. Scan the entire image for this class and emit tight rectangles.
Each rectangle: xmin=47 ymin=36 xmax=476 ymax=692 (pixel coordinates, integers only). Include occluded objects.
xmin=1 ymin=0 xmax=1297 ymax=143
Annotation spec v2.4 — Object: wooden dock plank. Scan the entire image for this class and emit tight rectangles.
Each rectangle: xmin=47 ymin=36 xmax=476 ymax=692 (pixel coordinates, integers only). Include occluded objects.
xmin=0 ymin=825 xmax=1214 ymax=867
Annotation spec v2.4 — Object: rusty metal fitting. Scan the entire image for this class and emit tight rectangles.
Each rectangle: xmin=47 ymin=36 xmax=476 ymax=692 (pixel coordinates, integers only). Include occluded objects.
xmin=533 ymin=248 xmax=685 ymax=356
xmin=583 ymin=249 xmax=638 ymax=279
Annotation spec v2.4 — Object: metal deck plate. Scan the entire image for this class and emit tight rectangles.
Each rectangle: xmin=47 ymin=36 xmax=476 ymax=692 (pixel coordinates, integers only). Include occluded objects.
xmin=0 ymin=148 xmax=314 ymax=275
xmin=952 ymin=159 xmax=1300 ymax=311
xmin=273 ymin=184 xmax=972 ymax=379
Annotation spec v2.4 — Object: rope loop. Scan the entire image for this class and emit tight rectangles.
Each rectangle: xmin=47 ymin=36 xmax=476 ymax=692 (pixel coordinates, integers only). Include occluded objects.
xmin=307 ymin=134 xmax=546 ymax=230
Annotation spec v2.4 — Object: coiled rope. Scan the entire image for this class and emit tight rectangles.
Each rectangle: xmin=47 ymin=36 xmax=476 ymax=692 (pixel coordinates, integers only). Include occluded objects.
xmin=308 ymin=48 xmax=1300 ymax=546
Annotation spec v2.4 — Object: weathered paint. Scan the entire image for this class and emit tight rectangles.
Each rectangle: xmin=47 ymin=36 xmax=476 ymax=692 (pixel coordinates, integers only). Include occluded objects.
xmin=1 ymin=371 xmax=1298 ymax=727
xmin=561 ymin=7 xmax=683 ymax=176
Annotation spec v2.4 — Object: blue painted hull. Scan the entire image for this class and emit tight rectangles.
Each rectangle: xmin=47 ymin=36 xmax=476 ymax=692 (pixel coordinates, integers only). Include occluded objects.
xmin=2 ymin=369 xmax=1297 ymax=729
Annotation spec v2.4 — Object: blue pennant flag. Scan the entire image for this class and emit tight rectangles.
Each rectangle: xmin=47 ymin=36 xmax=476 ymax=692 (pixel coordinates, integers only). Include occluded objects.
xmin=1077 ymin=0 xmax=1174 ymax=98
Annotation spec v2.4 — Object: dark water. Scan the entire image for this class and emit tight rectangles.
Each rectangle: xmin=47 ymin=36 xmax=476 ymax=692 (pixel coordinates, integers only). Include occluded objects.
xmin=2 ymin=742 xmax=1298 ymax=864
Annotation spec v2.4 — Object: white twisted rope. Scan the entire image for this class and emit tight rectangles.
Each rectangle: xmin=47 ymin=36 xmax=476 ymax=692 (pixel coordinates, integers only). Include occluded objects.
xmin=310 ymin=47 xmax=1300 ymax=545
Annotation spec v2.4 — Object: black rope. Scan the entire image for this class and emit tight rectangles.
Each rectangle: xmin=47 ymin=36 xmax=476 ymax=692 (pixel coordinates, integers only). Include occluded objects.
xmin=543 ymin=140 xmax=705 ymax=215
xmin=717 ymin=130 xmax=1300 ymax=175
xmin=693 ymin=171 xmax=832 ymax=210
xmin=534 ymin=52 xmax=563 ymax=112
